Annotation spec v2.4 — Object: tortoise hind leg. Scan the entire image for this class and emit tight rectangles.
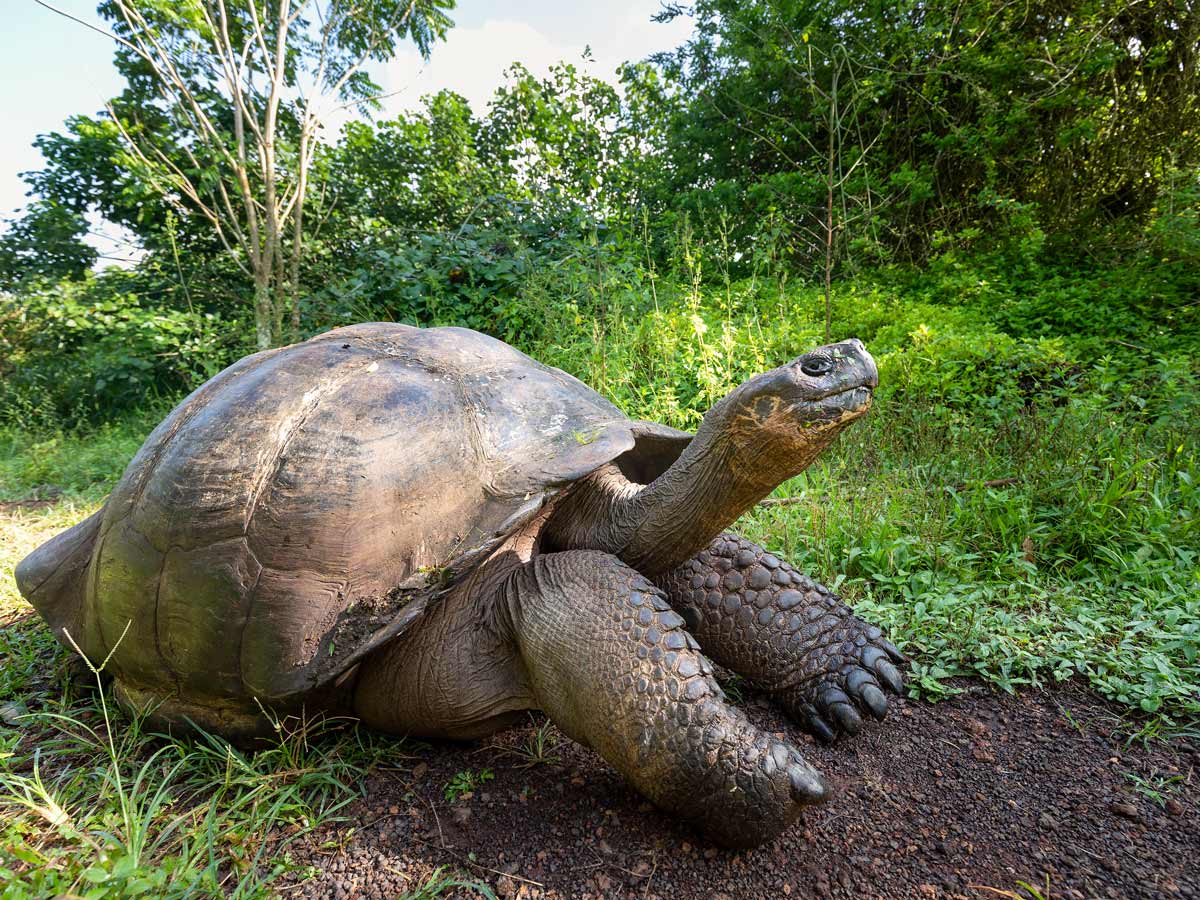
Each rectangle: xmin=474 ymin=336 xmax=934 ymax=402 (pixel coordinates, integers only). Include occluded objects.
xmin=354 ymin=579 xmax=537 ymax=740
xmin=502 ymin=550 xmax=827 ymax=848
xmin=655 ymin=533 xmax=906 ymax=742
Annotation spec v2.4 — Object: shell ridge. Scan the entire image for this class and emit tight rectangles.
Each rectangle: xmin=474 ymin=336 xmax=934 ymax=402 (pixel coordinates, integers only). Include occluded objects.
xmin=151 ymin=550 xmax=182 ymax=691
xmin=234 ymin=546 xmax=265 ymax=698
xmin=123 ymin=348 xmax=280 ymax=525
xmin=240 ymin=354 xmax=385 ymax=534
xmin=85 ymin=524 xmax=110 ymax=662
xmin=18 ymin=531 xmax=77 ymax=599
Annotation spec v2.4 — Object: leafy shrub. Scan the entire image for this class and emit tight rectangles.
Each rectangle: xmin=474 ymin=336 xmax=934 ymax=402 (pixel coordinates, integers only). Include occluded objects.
xmin=885 ymin=247 xmax=1200 ymax=363
xmin=0 ymin=278 xmax=244 ymax=429
xmin=312 ymin=207 xmax=646 ymax=346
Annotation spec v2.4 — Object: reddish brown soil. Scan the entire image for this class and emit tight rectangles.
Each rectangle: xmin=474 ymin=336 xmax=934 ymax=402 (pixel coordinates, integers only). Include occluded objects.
xmin=281 ymin=683 xmax=1199 ymax=900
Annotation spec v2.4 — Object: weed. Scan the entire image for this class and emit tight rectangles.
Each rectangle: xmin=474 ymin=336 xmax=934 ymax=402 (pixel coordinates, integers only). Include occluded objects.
xmin=972 ymin=875 xmax=1053 ymax=899
xmin=443 ymin=769 xmax=495 ymax=803
xmin=718 ymin=674 xmax=747 ymax=705
xmin=491 ymin=717 xmax=561 ymax=769
xmin=1124 ymin=771 xmax=1186 ymax=807
xmin=400 ymin=865 xmax=496 ymax=899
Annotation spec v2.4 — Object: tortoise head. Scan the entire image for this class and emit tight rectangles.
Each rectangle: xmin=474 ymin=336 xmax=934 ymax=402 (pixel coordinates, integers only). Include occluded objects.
xmin=717 ymin=338 xmax=877 ymax=470
xmin=542 ymin=337 xmax=878 ymax=575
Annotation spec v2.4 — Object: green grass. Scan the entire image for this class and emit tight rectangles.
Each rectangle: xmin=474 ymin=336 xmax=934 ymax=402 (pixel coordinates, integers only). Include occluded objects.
xmin=441 ymin=769 xmax=495 ymax=803
xmin=0 ymin=405 xmax=168 ymax=502
xmin=1 ymin=268 xmax=1197 ymax=892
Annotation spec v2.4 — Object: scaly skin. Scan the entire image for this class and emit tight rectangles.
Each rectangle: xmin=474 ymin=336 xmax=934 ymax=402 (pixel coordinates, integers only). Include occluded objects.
xmin=656 ymin=533 xmax=906 ymax=743
xmin=505 ymin=550 xmax=827 ymax=848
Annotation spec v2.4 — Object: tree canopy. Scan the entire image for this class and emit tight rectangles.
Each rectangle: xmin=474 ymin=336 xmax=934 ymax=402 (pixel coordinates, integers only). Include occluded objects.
xmin=3 ymin=0 xmax=1197 ymax=342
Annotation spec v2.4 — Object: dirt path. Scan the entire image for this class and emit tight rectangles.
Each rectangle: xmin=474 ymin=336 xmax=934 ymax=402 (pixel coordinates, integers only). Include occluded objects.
xmin=279 ymin=683 xmax=1198 ymax=899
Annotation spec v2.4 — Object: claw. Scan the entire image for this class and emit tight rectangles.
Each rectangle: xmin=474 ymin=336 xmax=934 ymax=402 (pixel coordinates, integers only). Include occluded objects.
xmin=830 ymin=701 xmax=862 ymax=735
xmin=819 ymin=686 xmax=862 ymax=735
xmin=861 ymin=645 xmax=886 ymax=669
xmin=860 ymin=683 xmax=888 ymax=719
xmin=788 ymin=762 xmax=828 ymax=803
xmin=878 ymin=637 xmax=907 ymax=663
xmin=806 ymin=710 xmax=836 ymax=744
xmin=845 ymin=668 xmax=875 ymax=694
xmin=875 ymin=659 xmax=904 ymax=695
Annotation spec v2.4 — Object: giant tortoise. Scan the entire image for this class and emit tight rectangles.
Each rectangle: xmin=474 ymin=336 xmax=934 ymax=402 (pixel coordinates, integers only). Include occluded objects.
xmin=16 ymin=323 xmax=904 ymax=847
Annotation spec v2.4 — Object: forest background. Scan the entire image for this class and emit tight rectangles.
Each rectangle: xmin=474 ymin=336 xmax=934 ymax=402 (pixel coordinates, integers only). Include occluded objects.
xmin=0 ymin=0 xmax=1197 ymax=895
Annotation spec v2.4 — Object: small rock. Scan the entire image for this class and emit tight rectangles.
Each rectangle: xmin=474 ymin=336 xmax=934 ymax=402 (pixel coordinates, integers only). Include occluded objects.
xmin=1109 ymin=801 xmax=1139 ymax=820
xmin=0 ymin=700 xmax=28 ymax=726
xmin=1038 ymin=812 xmax=1057 ymax=830
xmin=1165 ymin=798 xmax=1184 ymax=816
xmin=411 ymin=762 xmax=428 ymax=780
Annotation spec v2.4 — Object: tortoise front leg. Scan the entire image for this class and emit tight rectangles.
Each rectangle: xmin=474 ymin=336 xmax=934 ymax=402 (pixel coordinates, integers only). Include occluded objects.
xmin=655 ymin=533 xmax=906 ymax=743
xmin=503 ymin=550 xmax=827 ymax=848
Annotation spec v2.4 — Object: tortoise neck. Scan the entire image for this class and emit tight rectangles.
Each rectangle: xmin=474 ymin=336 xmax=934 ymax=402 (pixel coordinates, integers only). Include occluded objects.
xmin=543 ymin=407 xmax=788 ymax=576
xmin=625 ymin=440 xmax=781 ymax=575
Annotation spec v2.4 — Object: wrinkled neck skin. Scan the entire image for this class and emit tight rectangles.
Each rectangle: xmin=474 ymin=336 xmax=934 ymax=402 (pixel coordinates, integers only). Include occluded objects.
xmin=543 ymin=395 xmax=855 ymax=577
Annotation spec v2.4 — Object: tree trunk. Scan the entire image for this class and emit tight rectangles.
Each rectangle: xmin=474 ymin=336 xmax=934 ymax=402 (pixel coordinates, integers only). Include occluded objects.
xmin=823 ymin=64 xmax=838 ymax=344
xmin=253 ymin=275 xmax=273 ymax=351
xmin=289 ymin=131 xmax=310 ymax=342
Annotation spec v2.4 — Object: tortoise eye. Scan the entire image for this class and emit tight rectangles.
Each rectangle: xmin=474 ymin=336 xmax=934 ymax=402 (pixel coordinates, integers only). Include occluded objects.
xmin=801 ymin=356 xmax=834 ymax=377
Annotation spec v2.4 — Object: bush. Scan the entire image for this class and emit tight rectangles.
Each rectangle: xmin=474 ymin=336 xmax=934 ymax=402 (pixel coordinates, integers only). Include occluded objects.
xmin=0 ymin=277 xmax=245 ymax=429
xmin=311 ymin=209 xmax=647 ymax=346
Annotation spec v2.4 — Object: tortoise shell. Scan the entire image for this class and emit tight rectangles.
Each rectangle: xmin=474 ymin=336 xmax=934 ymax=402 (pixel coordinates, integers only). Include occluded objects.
xmin=35 ymin=324 xmax=689 ymax=713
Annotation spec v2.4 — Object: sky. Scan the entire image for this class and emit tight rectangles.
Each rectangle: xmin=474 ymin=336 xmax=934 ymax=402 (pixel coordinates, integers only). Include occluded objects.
xmin=0 ymin=1 xmax=694 ymax=262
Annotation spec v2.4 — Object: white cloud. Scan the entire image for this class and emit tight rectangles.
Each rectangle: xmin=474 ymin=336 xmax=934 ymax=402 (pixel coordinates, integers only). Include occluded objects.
xmin=362 ymin=3 xmax=693 ymax=122
xmin=377 ymin=20 xmax=569 ymax=118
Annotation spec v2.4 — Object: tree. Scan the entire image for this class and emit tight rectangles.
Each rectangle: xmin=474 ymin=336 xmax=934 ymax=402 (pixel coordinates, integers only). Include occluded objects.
xmin=0 ymin=200 xmax=97 ymax=291
xmin=652 ymin=0 xmax=1200 ymax=264
xmin=327 ymin=90 xmax=512 ymax=237
xmin=39 ymin=0 xmax=455 ymax=348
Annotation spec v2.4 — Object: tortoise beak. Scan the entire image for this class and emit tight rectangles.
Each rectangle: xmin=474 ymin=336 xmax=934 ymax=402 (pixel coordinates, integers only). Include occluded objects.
xmin=843 ymin=338 xmax=879 ymax=389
